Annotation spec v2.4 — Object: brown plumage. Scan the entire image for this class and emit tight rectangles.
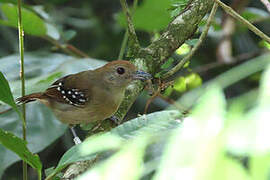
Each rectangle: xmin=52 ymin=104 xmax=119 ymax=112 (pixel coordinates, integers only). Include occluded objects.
xmin=17 ymin=60 xmax=151 ymax=125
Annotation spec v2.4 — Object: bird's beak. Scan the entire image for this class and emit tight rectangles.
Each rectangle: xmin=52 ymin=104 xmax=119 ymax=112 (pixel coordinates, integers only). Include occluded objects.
xmin=133 ymin=70 xmax=152 ymax=81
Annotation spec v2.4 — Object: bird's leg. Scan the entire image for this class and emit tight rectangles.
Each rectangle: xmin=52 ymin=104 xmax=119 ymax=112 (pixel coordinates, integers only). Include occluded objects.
xmin=70 ymin=126 xmax=82 ymax=145
xmin=109 ymin=115 xmax=121 ymax=125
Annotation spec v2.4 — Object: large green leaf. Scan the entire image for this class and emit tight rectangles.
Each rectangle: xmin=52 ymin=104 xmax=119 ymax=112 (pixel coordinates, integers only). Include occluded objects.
xmin=154 ymin=86 xmax=226 ymax=180
xmin=0 ymin=129 xmax=42 ymax=179
xmin=46 ymin=134 xmax=123 ymax=180
xmin=250 ymin=153 xmax=270 ymax=180
xmin=110 ymin=110 xmax=181 ymax=139
xmin=116 ymin=0 xmax=171 ymax=32
xmin=258 ymin=64 xmax=270 ymax=106
xmin=46 ymin=110 xmax=182 ymax=179
xmin=78 ymin=136 xmax=149 ymax=180
xmin=0 ymin=3 xmax=47 ymax=36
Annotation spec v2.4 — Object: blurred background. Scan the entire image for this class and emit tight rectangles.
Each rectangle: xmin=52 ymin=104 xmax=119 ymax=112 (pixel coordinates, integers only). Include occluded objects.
xmin=0 ymin=0 xmax=270 ymax=179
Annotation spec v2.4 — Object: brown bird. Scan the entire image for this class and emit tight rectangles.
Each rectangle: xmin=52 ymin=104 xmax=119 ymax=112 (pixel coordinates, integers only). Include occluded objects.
xmin=17 ymin=60 xmax=151 ymax=144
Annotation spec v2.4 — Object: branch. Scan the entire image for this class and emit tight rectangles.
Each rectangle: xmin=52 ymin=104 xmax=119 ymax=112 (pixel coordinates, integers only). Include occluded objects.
xmin=260 ymin=0 xmax=270 ymax=13
xmin=142 ymin=0 xmax=214 ymax=73
xmin=214 ymin=0 xmax=270 ymax=44
xmin=162 ymin=2 xmax=218 ymax=79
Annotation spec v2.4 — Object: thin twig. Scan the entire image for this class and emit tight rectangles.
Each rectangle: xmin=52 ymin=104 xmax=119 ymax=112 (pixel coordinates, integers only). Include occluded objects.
xmin=66 ymin=44 xmax=89 ymax=58
xmin=0 ymin=107 xmax=12 ymax=114
xmin=118 ymin=30 xmax=129 ymax=60
xmin=194 ymin=50 xmax=263 ymax=74
xmin=43 ymin=36 xmax=89 ymax=58
xmin=260 ymin=0 xmax=270 ymax=13
xmin=158 ymin=95 xmax=190 ymax=115
xmin=118 ymin=0 xmax=138 ymax=60
xmin=214 ymin=0 xmax=270 ymax=43
xmin=17 ymin=0 xmax=27 ymax=179
xmin=161 ymin=2 xmax=218 ymax=79
xmin=119 ymin=0 xmax=140 ymax=57
xmin=144 ymin=86 xmax=161 ymax=114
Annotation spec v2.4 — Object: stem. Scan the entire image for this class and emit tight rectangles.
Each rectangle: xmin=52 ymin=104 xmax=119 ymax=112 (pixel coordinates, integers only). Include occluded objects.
xmin=214 ymin=0 xmax=270 ymax=43
xmin=118 ymin=0 xmax=138 ymax=60
xmin=43 ymin=35 xmax=89 ymax=58
xmin=17 ymin=0 xmax=27 ymax=179
xmin=260 ymin=0 xmax=270 ymax=13
xmin=119 ymin=0 xmax=140 ymax=57
xmin=162 ymin=2 xmax=218 ymax=79
xmin=118 ymin=30 xmax=129 ymax=60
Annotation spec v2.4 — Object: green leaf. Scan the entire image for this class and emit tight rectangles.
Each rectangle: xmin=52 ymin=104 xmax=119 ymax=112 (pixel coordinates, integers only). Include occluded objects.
xmin=245 ymin=65 xmax=270 ymax=154
xmin=176 ymin=43 xmax=191 ymax=55
xmin=169 ymin=0 xmax=189 ymax=18
xmin=0 ymin=129 xmax=42 ymax=179
xmin=154 ymin=86 xmax=226 ymax=180
xmin=0 ymin=72 xmax=17 ymax=110
xmin=208 ymin=155 xmax=250 ymax=180
xmin=185 ymin=73 xmax=202 ymax=90
xmin=46 ymin=134 xmax=123 ymax=180
xmin=78 ymin=137 xmax=148 ymax=180
xmin=163 ymin=86 xmax=173 ymax=96
xmin=110 ymin=110 xmax=182 ymax=139
xmin=116 ymin=0 xmax=171 ymax=32
xmin=47 ymin=110 xmax=181 ymax=179
xmin=161 ymin=58 xmax=174 ymax=69
xmin=77 ymin=111 xmax=181 ymax=180
xmin=241 ymin=7 xmax=269 ymax=23
xmin=173 ymin=76 xmax=186 ymax=93
xmin=185 ymin=38 xmax=199 ymax=46
xmin=0 ymin=3 xmax=47 ymax=36
xmin=250 ymin=153 xmax=270 ymax=180
xmin=258 ymin=65 xmax=270 ymax=106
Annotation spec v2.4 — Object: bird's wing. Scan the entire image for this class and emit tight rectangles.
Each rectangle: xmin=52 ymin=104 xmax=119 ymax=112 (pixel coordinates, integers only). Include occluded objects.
xmin=44 ymin=74 xmax=88 ymax=107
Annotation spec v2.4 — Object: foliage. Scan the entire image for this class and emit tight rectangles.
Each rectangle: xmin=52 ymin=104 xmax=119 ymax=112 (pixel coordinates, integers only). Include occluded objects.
xmin=0 ymin=129 xmax=42 ymax=179
xmin=0 ymin=72 xmax=42 ymax=179
xmin=0 ymin=0 xmax=269 ymax=179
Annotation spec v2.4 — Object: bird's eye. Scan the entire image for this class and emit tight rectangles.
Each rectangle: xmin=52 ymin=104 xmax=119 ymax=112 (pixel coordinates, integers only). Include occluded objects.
xmin=116 ymin=67 xmax=125 ymax=75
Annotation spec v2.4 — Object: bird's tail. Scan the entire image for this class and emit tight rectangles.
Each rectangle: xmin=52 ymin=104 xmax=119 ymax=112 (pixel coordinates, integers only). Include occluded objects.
xmin=16 ymin=92 xmax=43 ymax=104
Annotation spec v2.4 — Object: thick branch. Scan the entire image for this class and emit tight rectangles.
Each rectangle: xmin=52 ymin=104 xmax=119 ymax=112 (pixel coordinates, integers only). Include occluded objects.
xmin=162 ymin=2 xmax=218 ymax=79
xmin=141 ymin=0 xmax=214 ymax=73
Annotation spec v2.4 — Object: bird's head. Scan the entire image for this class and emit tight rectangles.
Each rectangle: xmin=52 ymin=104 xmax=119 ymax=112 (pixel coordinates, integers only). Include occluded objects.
xmin=97 ymin=60 xmax=152 ymax=87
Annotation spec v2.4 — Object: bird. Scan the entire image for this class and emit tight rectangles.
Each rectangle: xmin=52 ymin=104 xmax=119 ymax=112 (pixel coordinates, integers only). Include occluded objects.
xmin=17 ymin=60 xmax=152 ymax=144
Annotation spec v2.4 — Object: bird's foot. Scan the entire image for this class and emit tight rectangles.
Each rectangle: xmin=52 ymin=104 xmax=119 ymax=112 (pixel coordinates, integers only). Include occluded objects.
xmin=109 ymin=115 xmax=121 ymax=125
xmin=73 ymin=136 xmax=82 ymax=145
xmin=70 ymin=126 xmax=82 ymax=145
